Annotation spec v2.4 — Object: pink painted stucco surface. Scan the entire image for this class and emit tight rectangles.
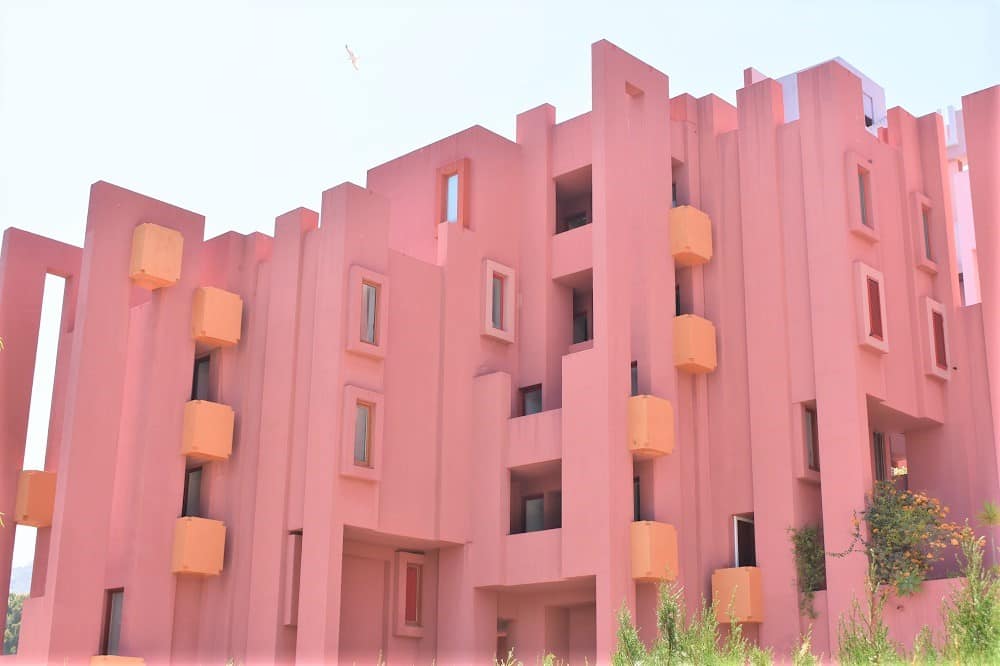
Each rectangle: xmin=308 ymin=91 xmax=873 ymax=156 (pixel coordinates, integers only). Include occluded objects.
xmin=0 ymin=40 xmax=998 ymax=665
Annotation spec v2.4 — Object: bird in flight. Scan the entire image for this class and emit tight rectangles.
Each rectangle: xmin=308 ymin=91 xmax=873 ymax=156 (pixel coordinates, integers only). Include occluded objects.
xmin=345 ymin=44 xmax=360 ymax=71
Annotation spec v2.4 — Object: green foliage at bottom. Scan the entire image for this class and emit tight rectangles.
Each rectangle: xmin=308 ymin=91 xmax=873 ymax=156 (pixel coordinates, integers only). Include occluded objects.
xmin=4 ymin=593 xmax=25 ymax=655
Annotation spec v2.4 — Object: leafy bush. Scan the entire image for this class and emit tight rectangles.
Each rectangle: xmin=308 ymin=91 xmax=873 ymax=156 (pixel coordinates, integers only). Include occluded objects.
xmin=789 ymin=525 xmax=826 ymax=618
xmin=791 ymin=627 xmax=821 ymax=666
xmin=941 ymin=533 xmax=1000 ymax=663
xmin=612 ymin=582 xmax=773 ymax=665
xmin=836 ymin=564 xmax=903 ymax=665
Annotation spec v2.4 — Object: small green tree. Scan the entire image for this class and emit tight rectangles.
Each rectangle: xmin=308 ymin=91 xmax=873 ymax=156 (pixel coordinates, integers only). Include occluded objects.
xmin=836 ymin=563 xmax=903 ymax=665
xmin=941 ymin=532 xmax=1000 ymax=663
xmin=4 ymin=593 xmax=25 ymax=655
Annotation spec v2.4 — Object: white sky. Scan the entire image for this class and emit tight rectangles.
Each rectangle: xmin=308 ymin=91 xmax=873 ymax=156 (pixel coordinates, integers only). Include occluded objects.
xmin=2 ymin=0 xmax=998 ymax=569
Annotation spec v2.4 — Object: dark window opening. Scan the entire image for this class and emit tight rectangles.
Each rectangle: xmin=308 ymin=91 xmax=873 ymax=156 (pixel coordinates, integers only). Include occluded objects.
xmin=872 ymin=432 xmax=889 ymax=483
xmin=863 ymin=92 xmax=875 ymax=128
xmin=191 ymin=355 xmax=211 ymax=401
xmin=804 ymin=406 xmax=820 ymax=472
xmin=509 ymin=462 xmax=562 ymax=534
xmin=555 ymin=165 xmax=593 ymax=234
xmin=734 ymin=515 xmax=757 ymax=567
xmin=932 ymin=311 xmax=947 ymax=370
xmin=633 ymin=476 xmax=641 ymax=522
xmin=520 ymin=384 xmax=542 ymax=417
xmin=867 ymin=277 xmax=883 ymax=341
xmin=182 ymin=467 xmax=203 ymax=518
xmin=100 ymin=588 xmax=125 ymax=656
xmin=404 ymin=563 xmax=422 ymax=626
xmin=630 ymin=362 xmax=639 ymax=397
xmin=571 ymin=287 xmax=593 ymax=344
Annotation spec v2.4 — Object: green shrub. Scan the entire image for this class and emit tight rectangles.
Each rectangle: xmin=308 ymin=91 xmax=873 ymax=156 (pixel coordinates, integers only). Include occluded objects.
xmin=792 ymin=627 xmax=821 ymax=666
xmin=789 ymin=525 xmax=826 ymax=618
xmin=4 ymin=593 xmax=24 ymax=655
xmin=836 ymin=564 xmax=903 ymax=665
xmin=941 ymin=533 xmax=1000 ymax=664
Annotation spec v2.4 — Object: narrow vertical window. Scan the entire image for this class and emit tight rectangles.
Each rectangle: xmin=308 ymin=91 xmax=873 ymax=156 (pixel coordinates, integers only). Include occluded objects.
xmin=181 ymin=467 xmax=203 ymax=517
xmin=523 ymin=496 xmax=545 ymax=532
xmin=520 ymin=385 xmax=542 ymax=416
xmin=932 ymin=311 xmax=947 ymax=370
xmin=630 ymin=361 xmax=639 ymax=397
xmin=863 ymin=92 xmax=875 ymax=128
xmin=671 ymin=181 xmax=678 ymax=208
xmin=100 ymin=588 xmax=125 ymax=655
xmin=734 ymin=515 xmax=757 ymax=567
xmin=867 ymin=277 xmax=883 ymax=340
xmin=191 ymin=355 xmax=211 ymax=401
xmin=572 ymin=312 xmax=589 ymax=344
xmin=872 ymin=432 xmax=888 ymax=482
xmin=491 ymin=273 xmax=504 ymax=330
xmin=858 ymin=167 xmax=872 ymax=228
xmin=360 ymin=282 xmax=378 ymax=345
xmin=445 ymin=173 xmax=459 ymax=223
xmin=804 ymin=406 xmax=820 ymax=472
xmin=921 ymin=207 xmax=933 ymax=262
xmin=354 ymin=402 xmax=372 ymax=466
xmin=633 ymin=476 xmax=641 ymax=521
xmin=404 ymin=563 xmax=422 ymax=626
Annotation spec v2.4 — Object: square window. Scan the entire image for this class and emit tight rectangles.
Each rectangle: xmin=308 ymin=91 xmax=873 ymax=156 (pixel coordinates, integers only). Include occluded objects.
xmin=520 ymin=384 xmax=542 ymax=416
xmin=523 ymin=496 xmax=545 ymax=532
xmin=346 ymin=266 xmax=388 ymax=359
xmin=191 ymin=355 xmax=211 ymax=401
xmin=340 ymin=386 xmax=384 ymax=481
xmin=361 ymin=282 xmax=378 ymax=345
xmin=100 ymin=588 xmax=125 ymax=655
xmin=182 ymin=467 xmax=203 ymax=517
xmin=483 ymin=259 xmax=515 ymax=343
xmin=354 ymin=402 xmax=372 ymax=466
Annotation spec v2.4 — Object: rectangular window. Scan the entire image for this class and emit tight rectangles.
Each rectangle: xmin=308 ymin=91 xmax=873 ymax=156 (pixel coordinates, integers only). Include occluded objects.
xmin=671 ymin=181 xmax=678 ymax=208
xmin=520 ymin=385 xmax=542 ymax=416
xmin=867 ymin=277 xmax=883 ymax=340
xmin=181 ymin=467 xmax=203 ymax=517
xmin=523 ymin=496 xmax=545 ymax=533
xmin=863 ymin=92 xmax=875 ymax=128
xmin=872 ymin=432 xmax=888 ymax=482
xmin=491 ymin=273 xmax=505 ymax=330
xmin=354 ymin=402 xmax=372 ymax=466
xmin=921 ymin=207 xmax=933 ymax=262
xmin=804 ymin=406 xmax=820 ymax=472
xmin=630 ymin=361 xmax=639 ymax=397
xmin=675 ymin=283 xmax=682 ymax=316
xmin=404 ymin=563 xmax=422 ymax=626
xmin=191 ymin=355 xmax=211 ymax=401
xmin=360 ymin=282 xmax=378 ymax=345
xmin=734 ymin=515 xmax=757 ymax=567
xmin=445 ymin=173 xmax=459 ymax=223
xmin=633 ymin=476 xmax=641 ymax=522
xmin=858 ymin=167 xmax=872 ymax=228
xmin=573 ymin=312 xmax=589 ymax=344
xmin=932 ymin=311 xmax=947 ymax=370
xmin=100 ymin=588 xmax=125 ymax=655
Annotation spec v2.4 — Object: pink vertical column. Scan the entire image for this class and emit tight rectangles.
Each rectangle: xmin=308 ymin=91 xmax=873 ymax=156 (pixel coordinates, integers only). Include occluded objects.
xmin=797 ymin=62 xmax=875 ymax=650
xmin=735 ymin=77 xmax=801 ymax=651
xmin=244 ymin=208 xmax=318 ymax=664
xmin=963 ymin=86 xmax=1000 ymax=507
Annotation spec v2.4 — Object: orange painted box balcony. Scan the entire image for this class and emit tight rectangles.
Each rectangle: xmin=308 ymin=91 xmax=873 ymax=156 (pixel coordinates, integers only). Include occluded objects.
xmin=630 ymin=521 xmax=678 ymax=582
xmin=712 ymin=566 xmax=763 ymax=623
xmin=171 ymin=517 xmax=226 ymax=576
xmin=14 ymin=470 xmax=56 ymax=528
xmin=674 ymin=314 xmax=717 ymax=374
xmin=129 ymin=222 xmax=183 ymax=290
xmin=192 ymin=287 xmax=243 ymax=347
xmin=91 ymin=657 xmax=145 ymax=665
xmin=669 ymin=205 xmax=713 ymax=266
xmin=627 ymin=395 xmax=674 ymax=458
xmin=181 ymin=400 xmax=235 ymax=461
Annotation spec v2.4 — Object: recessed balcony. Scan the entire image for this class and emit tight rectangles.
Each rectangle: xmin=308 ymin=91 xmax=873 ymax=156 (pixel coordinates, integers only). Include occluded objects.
xmin=129 ymin=222 xmax=183 ymax=290
xmin=630 ymin=520 xmax=678 ymax=582
xmin=669 ymin=205 xmax=713 ymax=266
xmin=191 ymin=287 xmax=243 ymax=348
xmin=181 ymin=400 xmax=234 ymax=462
xmin=712 ymin=566 xmax=763 ymax=623
xmin=14 ymin=470 xmax=56 ymax=528
xmin=674 ymin=314 xmax=717 ymax=374
xmin=627 ymin=395 xmax=674 ymax=458
xmin=171 ymin=517 xmax=226 ymax=576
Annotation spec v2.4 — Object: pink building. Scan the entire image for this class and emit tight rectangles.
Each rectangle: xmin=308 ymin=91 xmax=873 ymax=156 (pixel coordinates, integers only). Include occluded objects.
xmin=2 ymin=40 xmax=1000 ymax=664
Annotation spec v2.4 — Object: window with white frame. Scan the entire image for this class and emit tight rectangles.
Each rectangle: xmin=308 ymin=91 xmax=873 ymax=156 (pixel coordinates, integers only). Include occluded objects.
xmin=483 ymin=259 xmax=515 ymax=343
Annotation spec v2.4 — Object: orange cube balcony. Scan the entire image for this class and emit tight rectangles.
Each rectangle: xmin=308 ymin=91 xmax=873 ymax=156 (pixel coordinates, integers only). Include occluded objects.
xmin=669 ymin=205 xmax=713 ymax=266
xmin=712 ymin=567 xmax=763 ymax=623
xmin=91 ymin=658 xmax=146 ymax=665
xmin=192 ymin=287 xmax=243 ymax=347
xmin=14 ymin=470 xmax=56 ymax=528
xmin=630 ymin=521 xmax=678 ymax=582
xmin=171 ymin=517 xmax=226 ymax=576
xmin=674 ymin=314 xmax=717 ymax=374
xmin=181 ymin=400 xmax=235 ymax=462
xmin=129 ymin=222 xmax=183 ymax=290
xmin=627 ymin=395 xmax=674 ymax=458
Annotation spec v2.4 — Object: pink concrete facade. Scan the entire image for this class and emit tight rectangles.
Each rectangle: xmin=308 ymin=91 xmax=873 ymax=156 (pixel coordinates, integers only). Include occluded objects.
xmin=2 ymin=40 xmax=1000 ymax=664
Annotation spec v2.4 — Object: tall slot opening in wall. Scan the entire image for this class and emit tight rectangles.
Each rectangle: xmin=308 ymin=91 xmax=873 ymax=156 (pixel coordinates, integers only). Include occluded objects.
xmin=554 ymin=165 xmax=593 ymax=234
xmin=5 ymin=274 xmax=66 ymax=655
xmin=571 ymin=280 xmax=594 ymax=345
xmin=733 ymin=514 xmax=757 ymax=567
